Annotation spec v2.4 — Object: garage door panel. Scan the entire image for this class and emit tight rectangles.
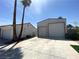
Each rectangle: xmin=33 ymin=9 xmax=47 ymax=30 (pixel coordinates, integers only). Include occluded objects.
xmin=49 ymin=23 xmax=64 ymax=39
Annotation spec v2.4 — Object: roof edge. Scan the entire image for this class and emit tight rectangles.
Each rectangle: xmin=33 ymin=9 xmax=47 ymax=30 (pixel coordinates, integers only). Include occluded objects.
xmin=0 ymin=23 xmax=31 ymax=27
xmin=37 ymin=17 xmax=66 ymax=24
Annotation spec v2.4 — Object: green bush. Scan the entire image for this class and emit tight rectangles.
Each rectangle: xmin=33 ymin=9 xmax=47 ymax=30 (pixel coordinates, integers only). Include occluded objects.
xmin=66 ymin=29 xmax=79 ymax=40
xmin=66 ymin=25 xmax=79 ymax=40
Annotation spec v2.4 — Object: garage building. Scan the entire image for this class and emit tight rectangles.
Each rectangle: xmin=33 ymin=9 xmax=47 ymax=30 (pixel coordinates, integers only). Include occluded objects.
xmin=37 ymin=17 xmax=66 ymax=39
xmin=0 ymin=23 xmax=36 ymax=41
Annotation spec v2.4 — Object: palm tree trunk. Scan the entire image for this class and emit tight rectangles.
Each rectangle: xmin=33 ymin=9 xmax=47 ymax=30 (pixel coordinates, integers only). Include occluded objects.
xmin=13 ymin=0 xmax=17 ymax=41
xmin=18 ymin=6 xmax=26 ymax=39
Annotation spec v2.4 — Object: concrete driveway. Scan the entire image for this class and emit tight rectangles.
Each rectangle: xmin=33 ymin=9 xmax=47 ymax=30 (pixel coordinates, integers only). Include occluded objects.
xmin=0 ymin=37 xmax=79 ymax=59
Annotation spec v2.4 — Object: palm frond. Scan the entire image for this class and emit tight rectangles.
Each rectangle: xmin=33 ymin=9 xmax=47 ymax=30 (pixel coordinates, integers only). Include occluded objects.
xmin=21 ymin=0 xmax=31 ymax=7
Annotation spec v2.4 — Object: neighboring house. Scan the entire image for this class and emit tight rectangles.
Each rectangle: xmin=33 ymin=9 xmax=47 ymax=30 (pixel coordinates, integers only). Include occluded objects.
xmin=37 ymin=17 xmax=66 ymax=39
xmin=0 ymin=23 xmax=36 ymax=41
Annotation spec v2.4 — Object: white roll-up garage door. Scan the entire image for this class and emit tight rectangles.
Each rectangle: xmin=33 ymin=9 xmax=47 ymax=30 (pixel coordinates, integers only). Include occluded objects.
xmin=49 ymin=23 xmax=65 ymax=39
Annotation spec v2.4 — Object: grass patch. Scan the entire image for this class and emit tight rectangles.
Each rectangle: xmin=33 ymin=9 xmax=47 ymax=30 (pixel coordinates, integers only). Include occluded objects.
xmin=71 ymin=45 xmax=79 ymax=53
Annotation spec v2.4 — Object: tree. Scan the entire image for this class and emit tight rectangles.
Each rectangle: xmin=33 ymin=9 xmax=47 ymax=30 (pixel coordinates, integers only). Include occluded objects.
xmin=67 ymin=24 xmax=73 ymax=30
xmin=18 ymin=0 xmax=31 ymax=39
xmin=13 ymin=0 xmax=17 ymax=41
xmin=66 ymin=24 xmax=79 ymax=40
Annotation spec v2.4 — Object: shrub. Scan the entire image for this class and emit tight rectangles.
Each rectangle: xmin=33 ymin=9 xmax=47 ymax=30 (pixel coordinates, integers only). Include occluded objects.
xmin=66 ymin=29 xmax=79 ymax=40
xmin=26 ymin=35 xmax=32 ymax=38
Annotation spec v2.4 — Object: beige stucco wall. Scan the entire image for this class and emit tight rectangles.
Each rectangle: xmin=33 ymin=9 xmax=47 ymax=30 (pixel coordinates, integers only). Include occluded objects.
xmin=16 ymin=23 xmax=36 ymax=38
xmin=0 ymin=26 xmax=13 ymax=40
xmin=0 ymin=23 xmax=36 ymax=40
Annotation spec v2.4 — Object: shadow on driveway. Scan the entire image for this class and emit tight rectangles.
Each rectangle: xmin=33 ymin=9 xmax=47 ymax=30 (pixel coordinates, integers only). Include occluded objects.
xmin=0 ymin=47 xmax=23 ymax=59
xmin=0 ymin=37 xmax=35 ymax=50
xmin=0 ymin=40 xmax=19 ymax=49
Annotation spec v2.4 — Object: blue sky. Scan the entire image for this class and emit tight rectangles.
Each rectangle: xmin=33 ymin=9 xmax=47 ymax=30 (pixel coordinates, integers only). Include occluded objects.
xmin=0 ymin=0 xmax=79 ymax=27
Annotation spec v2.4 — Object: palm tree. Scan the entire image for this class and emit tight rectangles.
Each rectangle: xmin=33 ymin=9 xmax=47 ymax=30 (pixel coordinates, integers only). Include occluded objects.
xmin=18 ymin=0 xmax=31 ymax=39
xmin=13 ymin=0 xmax=17 ymax=41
